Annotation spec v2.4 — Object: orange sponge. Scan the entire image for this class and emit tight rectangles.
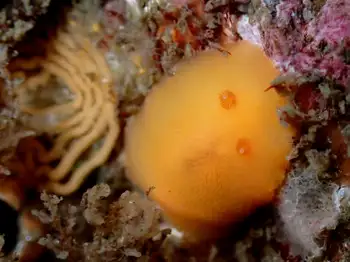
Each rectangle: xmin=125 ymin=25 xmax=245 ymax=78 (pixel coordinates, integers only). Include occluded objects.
xmin=124 ymin=40 xmax=294 ymax=240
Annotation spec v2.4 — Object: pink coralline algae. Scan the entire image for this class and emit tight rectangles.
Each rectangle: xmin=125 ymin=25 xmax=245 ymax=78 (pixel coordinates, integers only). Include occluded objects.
xmin=259 ymin=0 xmax=350 ymax=87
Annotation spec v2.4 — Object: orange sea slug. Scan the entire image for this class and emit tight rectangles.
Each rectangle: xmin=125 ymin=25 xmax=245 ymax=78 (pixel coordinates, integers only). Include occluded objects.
xmin=124 ymin=40 xmax=295 ymax=240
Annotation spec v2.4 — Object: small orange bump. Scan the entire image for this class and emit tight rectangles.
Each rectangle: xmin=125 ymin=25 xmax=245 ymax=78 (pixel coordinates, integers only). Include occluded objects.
xmin=219 ymin=90 xmax=236 ymax=110
xmin=236 ymin=138 xmax=251 ymax=155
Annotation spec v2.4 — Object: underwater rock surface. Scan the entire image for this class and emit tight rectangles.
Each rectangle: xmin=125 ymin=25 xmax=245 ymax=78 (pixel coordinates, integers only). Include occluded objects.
xmin=255 ymin=0 xmax=350 ymax=87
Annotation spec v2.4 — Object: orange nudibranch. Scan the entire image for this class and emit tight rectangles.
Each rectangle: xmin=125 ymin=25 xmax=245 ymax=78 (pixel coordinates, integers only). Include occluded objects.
xmin=124 ymin=40 xmax=295 ymax=240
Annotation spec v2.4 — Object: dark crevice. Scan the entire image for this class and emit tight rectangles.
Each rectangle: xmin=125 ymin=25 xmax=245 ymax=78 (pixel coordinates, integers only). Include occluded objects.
xmin=0 ymin=200 xmax=19 ymax=255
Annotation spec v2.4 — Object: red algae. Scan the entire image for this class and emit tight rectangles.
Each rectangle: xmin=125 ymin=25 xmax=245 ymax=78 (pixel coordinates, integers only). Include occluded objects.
xmin=259 ymin=0 xmax=350 ymax=87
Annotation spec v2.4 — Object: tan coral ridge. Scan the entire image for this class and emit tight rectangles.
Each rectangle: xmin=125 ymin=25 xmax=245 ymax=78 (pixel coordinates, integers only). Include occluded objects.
xmin=8 ymin=24 xmax=120 ymax=196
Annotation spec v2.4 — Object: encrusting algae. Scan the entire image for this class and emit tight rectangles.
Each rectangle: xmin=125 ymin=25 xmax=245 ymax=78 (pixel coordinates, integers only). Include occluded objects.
xmin=7 ymin=22 xmax=120 ymax=196
xmin=125 ymin=40 xmax=295 ymax=241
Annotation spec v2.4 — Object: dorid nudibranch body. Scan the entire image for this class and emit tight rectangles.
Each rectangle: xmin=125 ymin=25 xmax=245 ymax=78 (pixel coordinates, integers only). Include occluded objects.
xmin=125 ymin=40 xmax=295 ymax=240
